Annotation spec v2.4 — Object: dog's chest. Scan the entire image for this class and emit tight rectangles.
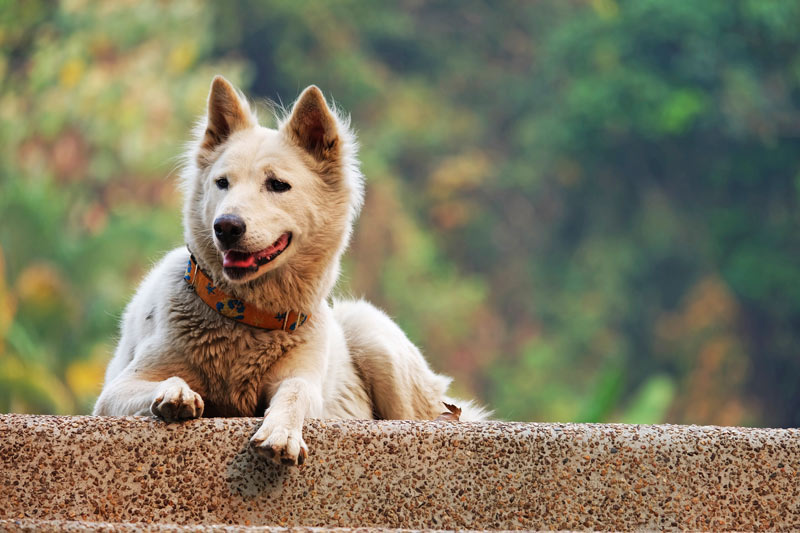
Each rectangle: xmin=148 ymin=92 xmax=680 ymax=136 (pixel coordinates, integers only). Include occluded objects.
xmin=181 ymin=324 xmax=296 ymax=417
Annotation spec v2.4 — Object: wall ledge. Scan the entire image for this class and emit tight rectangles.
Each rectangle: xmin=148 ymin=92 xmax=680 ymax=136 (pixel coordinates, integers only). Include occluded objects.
xmin=2 ymin=520 xmax=455 ymax=532
xmin=1 ymin=414 xmax=798 ymax=531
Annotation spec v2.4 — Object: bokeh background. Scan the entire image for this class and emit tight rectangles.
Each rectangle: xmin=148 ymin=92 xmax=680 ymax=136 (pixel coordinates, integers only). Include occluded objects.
xmin=2 ymin=0 xmax=799 ymax=426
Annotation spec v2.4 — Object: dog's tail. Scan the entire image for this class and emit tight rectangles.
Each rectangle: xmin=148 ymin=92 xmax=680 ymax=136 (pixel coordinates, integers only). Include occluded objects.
xmin=335 ymin=298 xmax=493 ymax=422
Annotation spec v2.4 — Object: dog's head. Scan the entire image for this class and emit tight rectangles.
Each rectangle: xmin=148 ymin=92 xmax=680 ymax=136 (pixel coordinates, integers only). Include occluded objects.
xmin=182 ymin=77 xmax=363 ymax=292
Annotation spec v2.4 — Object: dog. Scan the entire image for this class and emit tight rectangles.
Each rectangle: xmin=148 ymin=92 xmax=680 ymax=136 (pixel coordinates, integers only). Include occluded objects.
xmin=93 ymin=76 xmax=487 ymax=466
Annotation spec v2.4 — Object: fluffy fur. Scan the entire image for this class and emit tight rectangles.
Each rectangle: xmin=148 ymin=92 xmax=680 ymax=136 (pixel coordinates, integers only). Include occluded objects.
xmin=94 ymin=76 xmax=487 ymax=466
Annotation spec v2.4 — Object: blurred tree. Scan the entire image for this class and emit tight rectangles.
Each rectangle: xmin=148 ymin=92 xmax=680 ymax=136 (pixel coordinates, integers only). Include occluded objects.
xmin=2 ymin=0 xmax=798 ymax=426
xmin=0 ymin=0 xmax=247 ymax=413
xmin=480 ymin=0 xmax=800 ymax=426
xmin=212 ymin=0 xmax=800 ymax=426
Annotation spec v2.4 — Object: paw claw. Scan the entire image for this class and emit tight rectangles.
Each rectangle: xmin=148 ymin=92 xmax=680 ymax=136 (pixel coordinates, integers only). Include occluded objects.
xmin=250 ymin=425 xmax=308 ymax=467
xmin=260 ymin=446 xmax=276 ymax=459
xmin=151 ymin=378 xmax=203 ymax=422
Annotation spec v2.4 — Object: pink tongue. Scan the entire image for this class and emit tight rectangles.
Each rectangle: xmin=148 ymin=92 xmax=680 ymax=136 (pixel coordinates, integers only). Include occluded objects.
xmin=223 ymin=234 xmax=289 ymax=268
xmin=223 ymin=251 xmax=256 ymax=268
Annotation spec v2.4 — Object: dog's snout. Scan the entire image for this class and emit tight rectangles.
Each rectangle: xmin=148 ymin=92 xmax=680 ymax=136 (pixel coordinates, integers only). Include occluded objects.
xmin=213 ymin=214 xmax=246 ymax=246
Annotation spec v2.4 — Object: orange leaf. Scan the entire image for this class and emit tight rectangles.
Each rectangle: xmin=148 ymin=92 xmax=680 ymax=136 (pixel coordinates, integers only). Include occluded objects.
xmin=435 ymin=402 xmax=461 ymax=421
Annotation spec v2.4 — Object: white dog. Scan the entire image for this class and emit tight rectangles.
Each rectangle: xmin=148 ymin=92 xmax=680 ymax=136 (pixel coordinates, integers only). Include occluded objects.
xmin=94 ymin=77 xmax=487 ymax=465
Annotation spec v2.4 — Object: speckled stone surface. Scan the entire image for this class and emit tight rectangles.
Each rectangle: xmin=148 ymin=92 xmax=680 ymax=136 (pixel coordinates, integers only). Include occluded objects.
xmin=0 ymin=521 xmax=486 ymax=532
xmin=1 ymin=415 xmax=799 ymax=531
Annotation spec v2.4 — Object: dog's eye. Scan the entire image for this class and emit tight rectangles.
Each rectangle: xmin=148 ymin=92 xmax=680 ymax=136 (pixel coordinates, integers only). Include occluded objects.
xmin=266 ymin=177 xmax=291 ymax=193
xmin=215 ymin=177 xmax=229 ymax=190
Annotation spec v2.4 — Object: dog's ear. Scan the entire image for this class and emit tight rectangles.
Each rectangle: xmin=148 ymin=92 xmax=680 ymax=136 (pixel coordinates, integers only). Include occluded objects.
xmin=200 ymin=76 xmax=255 ymax=155
xmin=283 ymin=86 xmax=339 ymax=161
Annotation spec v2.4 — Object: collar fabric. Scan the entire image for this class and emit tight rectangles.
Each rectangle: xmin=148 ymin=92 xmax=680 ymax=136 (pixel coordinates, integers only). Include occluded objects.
xmin=183 ymin=253 xmax=310 ymax=332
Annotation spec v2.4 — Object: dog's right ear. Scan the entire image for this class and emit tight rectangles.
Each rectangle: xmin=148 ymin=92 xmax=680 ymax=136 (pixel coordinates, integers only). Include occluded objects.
xmin=199 ymin=76 xmax=255 ymax=161
xmin=283 ymin=86 xmax=340 ymax=163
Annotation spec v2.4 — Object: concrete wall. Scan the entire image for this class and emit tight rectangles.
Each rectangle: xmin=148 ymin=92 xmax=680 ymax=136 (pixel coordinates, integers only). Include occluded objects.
xmin=1 ymin=414 xmax=798 ymax=531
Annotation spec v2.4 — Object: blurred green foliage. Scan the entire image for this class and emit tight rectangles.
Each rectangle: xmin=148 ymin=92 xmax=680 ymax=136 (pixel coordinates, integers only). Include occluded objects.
xmin=1 ymin=0 xmax=798 ymax=426
xmin=0 ymin=0 xmax=247 ymax=413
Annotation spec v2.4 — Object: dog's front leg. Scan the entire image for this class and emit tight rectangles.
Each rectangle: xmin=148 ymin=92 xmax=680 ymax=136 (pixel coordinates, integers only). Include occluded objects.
xmin=250 ymin=373 xmax=322 ymax=466
xmin=94 ymin=370 xmax=204 ymax=421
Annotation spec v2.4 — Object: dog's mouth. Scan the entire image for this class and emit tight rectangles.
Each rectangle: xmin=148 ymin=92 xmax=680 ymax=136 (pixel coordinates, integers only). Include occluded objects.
xmin=222 ymin=232 xmax=292 ymax=279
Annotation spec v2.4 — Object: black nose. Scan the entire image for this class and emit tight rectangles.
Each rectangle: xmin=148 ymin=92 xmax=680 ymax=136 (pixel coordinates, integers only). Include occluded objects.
xmin=213 ymin=214 xmax=246 ymax=247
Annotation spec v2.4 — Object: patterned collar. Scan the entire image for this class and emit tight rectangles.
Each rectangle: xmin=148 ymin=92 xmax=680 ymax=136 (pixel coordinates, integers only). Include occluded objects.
xmin=183 ymin=252 xmax=310 ymax=332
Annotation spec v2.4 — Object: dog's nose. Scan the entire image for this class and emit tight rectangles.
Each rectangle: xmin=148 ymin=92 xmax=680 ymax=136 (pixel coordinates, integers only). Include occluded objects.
xmin=213 ymin=214 xmax=246 ymax=247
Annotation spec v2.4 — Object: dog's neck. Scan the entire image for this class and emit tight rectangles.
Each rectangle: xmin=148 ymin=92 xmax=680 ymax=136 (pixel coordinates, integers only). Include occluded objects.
xmin=186 ymin=237 xmax=342 ymax=316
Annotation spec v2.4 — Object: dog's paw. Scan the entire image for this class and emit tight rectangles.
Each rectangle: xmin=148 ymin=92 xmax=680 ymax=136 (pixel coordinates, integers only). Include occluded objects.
xmin=250 ymin=423 xmax=308 ymax=466
xmin=151 ymin=377 xmax=204 ymax=422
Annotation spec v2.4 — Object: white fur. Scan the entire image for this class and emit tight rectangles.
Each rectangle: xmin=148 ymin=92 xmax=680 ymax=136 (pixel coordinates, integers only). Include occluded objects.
xmin=94 ymin=77 xmax=487 ymax=466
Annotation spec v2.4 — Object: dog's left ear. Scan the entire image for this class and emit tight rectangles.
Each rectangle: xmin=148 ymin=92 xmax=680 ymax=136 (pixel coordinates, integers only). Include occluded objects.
xmin=283 ymin=86 xmax=339 ymax=162
xmin=200 ymin=76 xmax=255 ymax=155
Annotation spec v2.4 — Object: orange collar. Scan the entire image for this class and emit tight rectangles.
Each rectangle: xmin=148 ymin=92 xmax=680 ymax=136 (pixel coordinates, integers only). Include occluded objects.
xmin=183 ymin=252 xmax=310 ymax=332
